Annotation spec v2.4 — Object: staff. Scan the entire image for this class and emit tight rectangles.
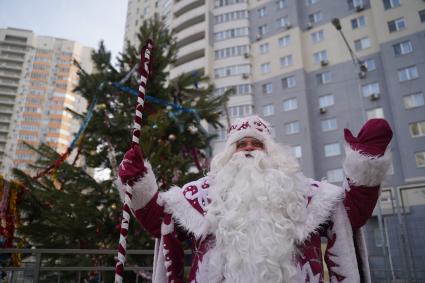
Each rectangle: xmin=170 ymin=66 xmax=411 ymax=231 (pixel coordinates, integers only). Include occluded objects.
xmin=115 ymin=39 xmax=153 ymax=283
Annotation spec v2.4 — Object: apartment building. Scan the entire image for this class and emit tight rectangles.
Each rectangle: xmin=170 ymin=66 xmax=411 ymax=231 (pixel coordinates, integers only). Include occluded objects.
xmin=0 ymin=27 xmax=93 ymax=178
xmin=124 ymin=0 xmax=425 ymax=281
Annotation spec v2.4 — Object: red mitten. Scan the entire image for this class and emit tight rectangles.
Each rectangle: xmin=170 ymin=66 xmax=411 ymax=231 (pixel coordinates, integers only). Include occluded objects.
xmin=344 ymin=119 xmax=393 ymax=157
xmin=118 ymin=145 xmax=147 ymax=184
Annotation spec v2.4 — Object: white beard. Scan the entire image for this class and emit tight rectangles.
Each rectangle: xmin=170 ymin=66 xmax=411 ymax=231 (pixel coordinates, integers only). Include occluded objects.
xmin=205 ymin=150 xmax=308 ymax=283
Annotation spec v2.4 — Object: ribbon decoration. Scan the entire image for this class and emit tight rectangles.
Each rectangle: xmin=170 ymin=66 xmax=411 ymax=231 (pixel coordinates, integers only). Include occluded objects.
xmin=111 ymin=82 xmax=197 ymax=114
xmin=33 ymin=95 xmax=98 ymax=180
xmin=114 ymin=40 xmax=153 ymax=283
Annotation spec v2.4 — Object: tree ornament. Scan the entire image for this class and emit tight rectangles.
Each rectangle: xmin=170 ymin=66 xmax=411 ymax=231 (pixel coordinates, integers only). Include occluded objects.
xmin=168 ymin=134 xmax=176 ymax=141
xmin=188 ymin=125 xmax=198 ymax=134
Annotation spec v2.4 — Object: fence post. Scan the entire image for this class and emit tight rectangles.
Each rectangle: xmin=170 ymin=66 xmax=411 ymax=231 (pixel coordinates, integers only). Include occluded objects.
xmin=33 ymin=253 xmax=41 ymax=283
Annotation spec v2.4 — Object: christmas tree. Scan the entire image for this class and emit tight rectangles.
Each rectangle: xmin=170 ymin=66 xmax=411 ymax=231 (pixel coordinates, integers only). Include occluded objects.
xmin=12 ymin=14 xmax=228 ymax=282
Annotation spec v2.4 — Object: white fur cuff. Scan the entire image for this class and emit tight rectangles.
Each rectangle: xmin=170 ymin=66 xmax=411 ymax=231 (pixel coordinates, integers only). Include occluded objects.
xmin=343 ymin=146 xmax=392 ymax=187
xmin=131 ymin=162 xmax=158 ymax=210
xmin=114 ymin=162 xmax=158 ymax=211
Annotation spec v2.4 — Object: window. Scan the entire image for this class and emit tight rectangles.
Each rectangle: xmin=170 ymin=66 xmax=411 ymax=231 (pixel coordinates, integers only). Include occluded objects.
xmin=362 ymin=82 xmax=380 ymax=97
xmin=214 ymin=64 xmax=250 ymax=78
xmin=351 ymin=16 xmax=366 ymax=29
xmin=258 ymin=7 xmax=266 ymax=17
xmin=348 ymin=0 xmax=364 ymax=9
xmin=263 ymin=104 xmax=275 ymax=116
xmin=388 ymin=18 xmax=406 ymax=33
xmin=228 ymin=104 xmax=253 ymax=117
xmin=217 ymin=128 xmax=228 ymax=141
xmin=258 ymin=25 xmax=268 ymax=36
xmin=366 ymin=107 xmax=384 ymax=120
xmin=398 ymin=66 xmax=418 ymax=82
xmin=262 ymin=83 xmax=273 ymax=94
xmin=306 ymin=0 xmax=319 ymax=5
xmin=354 ymin=37 xmax=371 ymax=51
xmin=214 ymin=10 xmax=248 ymax=24
xmin=215 ymin=45 xmax=249 ymax=59
xmin=260 ymin=43 xmax=269 ymax=54
xmin=311 ymin=30 xmax=324 ymax=43
xmin=319 ymin=94 xmax=334 ymax=107
xmin=277 ymin=0 xmax=288 ymax=9
xmin=415 ymin=151 xmax=425 ymax=167
xmin=282 ymin=76 xmax=296 ymax=88
xmin=214 ymin=84 xmax=252 ymax=96
xmin=383 ymin=0 xmax=400 ymax=10
xmin=324 ymin=143 xmax=341 ymax=157
xmin=308 ymin=11 xmax=323 ymax=24
xmin=280 ymin=55 xmax=293 ymax=68
xmin=277 ymin=16 xmax=290 ymax=28
xmin=393 ymin=41 xmax=413 ymax=56
xmin=285 ymin=121 xmax=300 ymax=135
xmin=327 ymin=168 xmax=344 ymax=182
xmin=278 ymin=35 xmax=291 ymax=47
xmin=404 ymin=92 xmax=424 ymax=109
xmin=283 ymin=98 xmax=298 ymax=111
xmin=409 ymin=121 xmax=425 ymax=137
xmin=292 ymin=145 xmax=302 ymax=158
xmin=317 ymin=71 xmax=332 ymax=85
xmin=321 ymin=118 xmax=337 ymax=131
xmin=420 ymin=10 xmax=425 ymax=23
xmin=313 ymin=50 xmax=328 ymax=64
xmin=215 ymin=0 xmax=246 ymax=8
xmin=363 ymin=58 xmax=376 ymax=71
xmin=261 ymin=63 xmax=271 ymax=74
xmin=214 ymin=27 xmax=249 ymax=41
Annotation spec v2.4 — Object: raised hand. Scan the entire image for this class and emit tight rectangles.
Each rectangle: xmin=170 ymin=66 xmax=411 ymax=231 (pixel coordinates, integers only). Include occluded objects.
xmin=118 ymin=145 xmax=147 ymax=184
xmin=344 ymin=118 xmax=393 ymax=157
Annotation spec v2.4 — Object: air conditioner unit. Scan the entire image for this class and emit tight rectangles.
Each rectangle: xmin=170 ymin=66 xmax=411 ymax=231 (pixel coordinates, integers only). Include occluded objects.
xmin=370 ymin=93 xmax=380 ymax=101
xmin=285 ymin=23 xmax=292 ymax=30
xmin=256 ymin=34 xmax=262 ymax=41
xmin=243 ymin=52 xmax=250 ymax=59
xmin=355 ymin=4 xmax=365 ymax=12
xmin=320 ymin=59 xmax=329 ymax=66
xmin=242 ymin=73 xmax=249 ymax=79
xmin=306 ymin=22 xmax=314 ymax=30
xmin=319 ymin=107 xmax=327 ymax=114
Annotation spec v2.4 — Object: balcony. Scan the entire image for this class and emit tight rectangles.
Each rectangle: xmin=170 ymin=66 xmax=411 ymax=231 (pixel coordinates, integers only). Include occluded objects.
xmin=176 ymin=30 xmax=205 ymax=49
xmin=174 ymin=49 xmax=205 ymax=67
xmin=0 ymin=78 xmax=19 ymax=87
xmin=174 ymin=0 xmax=205 ymax=18
xmin=176 ymin=38 xmax=206 ymax=60
xmin=173 ymin=5 xmax=205 ymax=33
xmin=0 ymin=62 xmax=23 ymax=71
xmin=170 ymin=56 xmax=206 ymax=79
xmin=0 ymin=45 xmax=27 ymax=53
xmin=0 ymin=70 xmax=21 ymax=79
xmin=0 ymin=97 xmax=15 ymax=105
xmin=0 ymin=125 xmax=8 ymax=133
xmin=0 ymin=53 xmax=25 ymax=62
xmin=0 ymin=88 xmax=17 ymax=96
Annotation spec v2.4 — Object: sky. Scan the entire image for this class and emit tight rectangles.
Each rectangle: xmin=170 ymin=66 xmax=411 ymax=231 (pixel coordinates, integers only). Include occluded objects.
xmin=0 ymin=0 xmax=128 ymax=61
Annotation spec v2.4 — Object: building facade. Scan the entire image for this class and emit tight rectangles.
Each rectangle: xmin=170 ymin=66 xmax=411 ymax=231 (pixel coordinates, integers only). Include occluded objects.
xmin=124 ymin=0 xmax=425 ymax=281
xmin=0 ymin=27 xmax=93 ymax=178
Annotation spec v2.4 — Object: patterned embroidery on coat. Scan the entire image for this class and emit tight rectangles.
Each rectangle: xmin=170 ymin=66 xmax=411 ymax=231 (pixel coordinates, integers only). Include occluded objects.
xmin=182 ymin=178 xmax=210 ymax=214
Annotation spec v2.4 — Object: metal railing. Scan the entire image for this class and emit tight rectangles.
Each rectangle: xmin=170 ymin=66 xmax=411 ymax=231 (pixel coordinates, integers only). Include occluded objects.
xmin=0 ymin=248 xmax=156 ymax=283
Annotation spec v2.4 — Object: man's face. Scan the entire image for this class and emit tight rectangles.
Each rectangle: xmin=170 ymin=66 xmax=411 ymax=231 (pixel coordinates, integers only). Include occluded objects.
xmin=235 ymin=137 xmax=265 ymax=153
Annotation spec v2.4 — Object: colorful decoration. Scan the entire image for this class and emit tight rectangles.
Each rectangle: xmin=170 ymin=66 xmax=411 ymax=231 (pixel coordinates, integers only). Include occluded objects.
xmin=33 ymin=95 xmax=98 ymax=180
xmin=115 ymin=39 xmax=153 ymax=283
xmin=0 ymin=177 xmax=25 ymax=267
xmin=111 ymin=82 xmax=198 ymax=114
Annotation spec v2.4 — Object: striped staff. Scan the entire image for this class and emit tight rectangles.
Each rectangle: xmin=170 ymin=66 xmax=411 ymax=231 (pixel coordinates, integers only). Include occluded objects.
xmin=115 ymin=39 xmax=153 ymax=283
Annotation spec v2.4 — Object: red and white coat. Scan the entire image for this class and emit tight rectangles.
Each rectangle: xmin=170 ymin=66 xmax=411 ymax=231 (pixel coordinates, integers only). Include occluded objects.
xmin=117 ymin=146 xmax=391 ymax=283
